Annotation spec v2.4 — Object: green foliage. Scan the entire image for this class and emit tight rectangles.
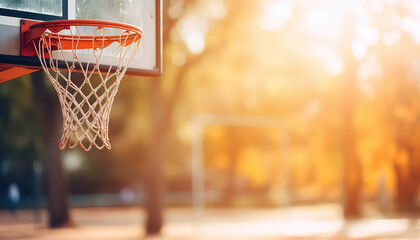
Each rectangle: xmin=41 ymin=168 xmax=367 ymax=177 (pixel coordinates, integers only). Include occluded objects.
xmin=0 ymin=74 xmax=44 ymax=196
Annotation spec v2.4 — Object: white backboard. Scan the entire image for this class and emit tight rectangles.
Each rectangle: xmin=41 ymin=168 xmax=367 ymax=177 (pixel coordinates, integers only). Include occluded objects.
xmin=0 ymin=0 xmax=161 ymax=77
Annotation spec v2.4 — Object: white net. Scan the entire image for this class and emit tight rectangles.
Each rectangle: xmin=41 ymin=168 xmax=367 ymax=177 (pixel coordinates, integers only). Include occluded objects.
xmin=32 ymin=24 xmax=141 ymax=151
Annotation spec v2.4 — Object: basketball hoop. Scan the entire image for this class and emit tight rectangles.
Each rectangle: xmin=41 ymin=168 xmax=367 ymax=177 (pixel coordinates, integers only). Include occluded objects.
xmin=22 ymin=20 xmax=143 ymax=151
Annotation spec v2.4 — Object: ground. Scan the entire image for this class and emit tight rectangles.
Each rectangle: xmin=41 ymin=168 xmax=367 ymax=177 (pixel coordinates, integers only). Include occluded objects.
xmin=0 ymin=204 xmax=419 ymax=239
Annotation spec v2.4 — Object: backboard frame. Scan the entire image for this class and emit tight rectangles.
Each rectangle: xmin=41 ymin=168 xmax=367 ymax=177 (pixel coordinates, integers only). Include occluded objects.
xmin=0 ymin=0 xmax=162 ymax=78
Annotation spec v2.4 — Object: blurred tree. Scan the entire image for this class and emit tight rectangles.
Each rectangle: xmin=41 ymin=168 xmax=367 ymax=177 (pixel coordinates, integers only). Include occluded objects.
xmin=144 ymin=0 xmax=211 ymax=234
xmin=142 ymin=0 xmax=241 ymax=234
xmin=0 ymin=74 xmax=43 ymax=204
xmin=32 ymin=71 xmax=71 ymax=228
xmin=354 ymin=2 xmax=420 ymax=212
xmin=0 ymin=68 xmax=70 ymax=227
xmin=376 ymin=34 xmax=420 ymax=212
xmin=341 ymin=15 xmax=362 ymax=219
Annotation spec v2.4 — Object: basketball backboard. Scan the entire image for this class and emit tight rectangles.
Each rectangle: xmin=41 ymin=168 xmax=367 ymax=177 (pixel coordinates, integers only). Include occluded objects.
xmin=0 ymin=0 xmax=161 ymax=82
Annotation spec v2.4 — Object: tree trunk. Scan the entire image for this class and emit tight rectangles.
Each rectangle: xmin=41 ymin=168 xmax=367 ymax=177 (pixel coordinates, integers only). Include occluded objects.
xmin=32 ymin=71 xmax=71 ymax=228
xmin=394 ymin=146 xmax=419 ymax=212
xmin=342 ymin=66 xmax=362 ymax=219
xmin=145 ymin=77 xmax=166 ymax=235
xmin=341 ymin=18 xmax=362 ymax=218
xmin=143 ymin=14 xmax=217 ymax=233
xmin=145 ymin=141 xmax=164 ymax=234
xmin=143 ymin=48 xmax=204 ymax=235
xmin=342 ymin=70 xmax=361 ymax=218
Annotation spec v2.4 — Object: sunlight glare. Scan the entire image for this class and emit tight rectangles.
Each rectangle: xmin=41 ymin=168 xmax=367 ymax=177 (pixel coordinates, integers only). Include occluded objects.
xmin=184 ymin=30 xmax=205 ymax=54
xmin=357 ymin=55 xmax=382 ymax=98
xmin=260 ymin=0 xmax=292 ymax=31
xmin=347 ymin=219 xmax=409 ymax=238
xmin=371 ymin=0 xmax=383 ymax=13
xmin=352 ymin=40 xmax=367 ymax=61
xmin=311 ymin=45 xmax=343 ymax=74
xmin=200 ymin=219 xmax=343 ymax=237
xmin=402 ymin=17 xmax=420 ymax=43
xmin=305 ymin=8 xmax=341 ymax=39
xmin=352 ymin=26 xmax=380 ymax=61
xmin=178 ymin=16 xmax=207 ymax=54
xmin=383 ymin=30 xmax=401 ymax=46
xmin=205 ymin=0 xmax=226 ymax=19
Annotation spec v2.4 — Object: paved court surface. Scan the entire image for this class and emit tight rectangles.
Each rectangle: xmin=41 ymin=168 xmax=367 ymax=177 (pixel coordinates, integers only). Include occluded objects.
xmin=0 ymin=204 xmax=419 ymax=240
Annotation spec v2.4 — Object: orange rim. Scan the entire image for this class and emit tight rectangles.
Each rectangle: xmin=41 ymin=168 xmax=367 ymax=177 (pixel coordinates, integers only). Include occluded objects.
xmin=25 ymin=20 xmax=143 ymax=50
